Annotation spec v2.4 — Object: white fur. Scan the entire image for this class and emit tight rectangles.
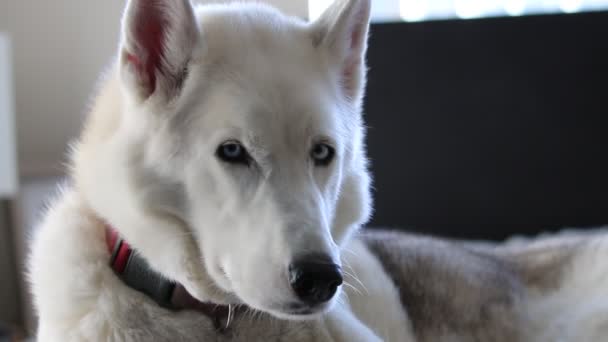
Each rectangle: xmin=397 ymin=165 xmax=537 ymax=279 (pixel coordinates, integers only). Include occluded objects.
xmin=30 ymin=0 xmax=407 ymax=340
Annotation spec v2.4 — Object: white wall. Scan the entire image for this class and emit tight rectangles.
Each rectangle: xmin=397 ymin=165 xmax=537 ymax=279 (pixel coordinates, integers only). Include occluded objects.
xmin=213 ymin=0 xmax=308 ymax=18
xmin=0 ymin=34 xmax=18 ymax=197
xmin=0 ymin=0 xmax=307 ymax=177
xmin=0 ymin=1 xmax=124 ymax=176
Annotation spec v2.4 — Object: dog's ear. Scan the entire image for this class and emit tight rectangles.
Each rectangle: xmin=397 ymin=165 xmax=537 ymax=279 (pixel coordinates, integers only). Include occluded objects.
xmin=312 ymin=0 xmax=371 ymax=105
xmin=119 ymin=0 xmax=198 ymax=102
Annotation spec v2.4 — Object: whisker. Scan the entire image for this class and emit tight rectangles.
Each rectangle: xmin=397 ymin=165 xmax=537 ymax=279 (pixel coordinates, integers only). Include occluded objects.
xmin=341 ymin=264 xmax=369 ymax=294
xmin=340 ymin=246 xmax=358 ymax=257
xmin=226 ymin=304 xmax=233 ymax=329
xmin=343 ymin=281 xmax=363 ymax=295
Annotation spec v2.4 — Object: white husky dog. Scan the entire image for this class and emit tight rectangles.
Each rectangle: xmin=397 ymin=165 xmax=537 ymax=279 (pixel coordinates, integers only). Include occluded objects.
xmin=29 ymin=0 xmax=608 ymax=341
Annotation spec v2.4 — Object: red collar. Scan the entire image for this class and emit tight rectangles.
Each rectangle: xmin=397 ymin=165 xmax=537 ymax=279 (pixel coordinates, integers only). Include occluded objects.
xmin=105 ymin=226 xmax=237 ymax=330
xmin=106 ymin=228 xmax=131 ymax=274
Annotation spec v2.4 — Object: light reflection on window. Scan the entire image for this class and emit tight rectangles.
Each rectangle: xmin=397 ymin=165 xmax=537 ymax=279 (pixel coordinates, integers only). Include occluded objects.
xmin=308 ymin=0 xmax=608 ymax=22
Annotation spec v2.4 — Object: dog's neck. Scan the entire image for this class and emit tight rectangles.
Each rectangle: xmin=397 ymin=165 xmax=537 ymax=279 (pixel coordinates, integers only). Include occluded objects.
xmin=104 ymin=226 xmax=238 ymax=330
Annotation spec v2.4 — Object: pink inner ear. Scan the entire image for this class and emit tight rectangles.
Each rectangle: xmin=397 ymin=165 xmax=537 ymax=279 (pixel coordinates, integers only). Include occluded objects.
xmin=350 ymin=23 xmax=364 ymax=50
xmin=341 ymin=26 xmax=364 ymax=99
xmin=127 ymin=2 xmax=168 ymax=96
xmin=341 ymin=61 xmax=356 ymax=99
xmin=339 ymin=2 xmax=370 ymax=99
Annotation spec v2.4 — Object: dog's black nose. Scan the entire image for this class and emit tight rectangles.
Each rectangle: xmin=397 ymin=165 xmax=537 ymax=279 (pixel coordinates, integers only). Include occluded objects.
xmin=289 ymin=255 xmax=343 ymax=305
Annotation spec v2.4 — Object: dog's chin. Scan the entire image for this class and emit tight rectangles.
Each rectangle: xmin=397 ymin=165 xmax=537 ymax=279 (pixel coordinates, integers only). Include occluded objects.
xmin=269 ymin=309 xmax=327 ymax=321
xmin=261 ymin=299 xmax=337 ymax=321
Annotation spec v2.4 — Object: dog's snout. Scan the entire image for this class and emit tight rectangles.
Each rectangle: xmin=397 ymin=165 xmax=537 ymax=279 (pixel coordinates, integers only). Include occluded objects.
xmin=288 ymin=255 xmax=343 ymax=305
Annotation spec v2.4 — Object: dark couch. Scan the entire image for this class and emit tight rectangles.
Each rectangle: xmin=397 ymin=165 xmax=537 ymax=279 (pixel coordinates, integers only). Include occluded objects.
xmin=364 ymin=11 xmax=608 ymax=240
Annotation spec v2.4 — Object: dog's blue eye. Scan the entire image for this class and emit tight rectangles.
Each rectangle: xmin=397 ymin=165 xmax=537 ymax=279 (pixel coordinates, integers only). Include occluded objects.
xmin=217 ymin=141 xmax=249 ymax=165
xmin=311 ymin=143 xmax=335 ymax=166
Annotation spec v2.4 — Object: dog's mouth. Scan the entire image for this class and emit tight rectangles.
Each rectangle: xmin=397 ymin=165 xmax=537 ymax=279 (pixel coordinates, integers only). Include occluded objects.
xmin=262 ymin=297 xmax=337 ymax=320
xmin=228 ymin=279 xmax=340 ymax=320
xmin=284 ymin=305 xmax=317 ymax=317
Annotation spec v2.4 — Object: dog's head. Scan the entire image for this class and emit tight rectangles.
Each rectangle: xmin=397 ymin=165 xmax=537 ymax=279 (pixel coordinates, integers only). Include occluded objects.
xmin=96 ymin=0 xmax=371 ymax=319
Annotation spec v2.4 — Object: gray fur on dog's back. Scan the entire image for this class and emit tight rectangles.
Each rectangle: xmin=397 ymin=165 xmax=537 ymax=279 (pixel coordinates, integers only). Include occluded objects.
xmin=361 ymin=227 xmax=608 ymax=341
xmin=362 ymin=230 xmax=527 ymax=341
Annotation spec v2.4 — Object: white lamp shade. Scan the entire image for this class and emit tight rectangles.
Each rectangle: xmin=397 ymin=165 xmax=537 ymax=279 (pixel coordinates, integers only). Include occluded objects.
xmin=0 ymin=33 xmax=18 ymax=198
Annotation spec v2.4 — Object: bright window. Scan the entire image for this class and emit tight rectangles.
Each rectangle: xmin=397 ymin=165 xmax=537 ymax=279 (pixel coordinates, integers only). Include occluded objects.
xmin=308 ymin=0 xmax=608 ymax=22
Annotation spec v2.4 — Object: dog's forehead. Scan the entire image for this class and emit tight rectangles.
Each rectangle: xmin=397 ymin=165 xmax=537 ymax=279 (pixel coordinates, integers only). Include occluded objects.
xmin=191 ymin=4 xmax=349 ymax=147
xmin=195 ymin=4 xmax=318 ymax=68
